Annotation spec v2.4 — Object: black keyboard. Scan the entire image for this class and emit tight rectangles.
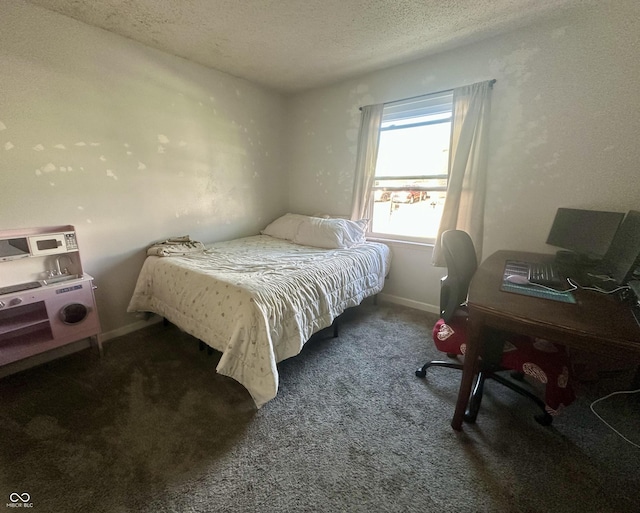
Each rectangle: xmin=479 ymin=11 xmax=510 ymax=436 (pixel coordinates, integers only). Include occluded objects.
xmin=527 ymin=262 xmax=565 ymax=287
xmin=0 ymin=281 xmax=42 ymax=295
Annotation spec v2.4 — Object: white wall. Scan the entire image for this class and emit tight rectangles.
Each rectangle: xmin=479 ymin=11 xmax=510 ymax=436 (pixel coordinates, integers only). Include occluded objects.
xmin=286 ymin=1 xmax=640 ymax=311
xmin=0 ymin=2 xmax=287 ymax=337
xmin=2 ymin=1 xmax=640 ymax=342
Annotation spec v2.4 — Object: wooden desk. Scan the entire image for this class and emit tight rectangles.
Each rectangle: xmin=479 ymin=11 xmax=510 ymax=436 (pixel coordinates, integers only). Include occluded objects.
xmin=451 ymin=250 xmax=640 ymax=431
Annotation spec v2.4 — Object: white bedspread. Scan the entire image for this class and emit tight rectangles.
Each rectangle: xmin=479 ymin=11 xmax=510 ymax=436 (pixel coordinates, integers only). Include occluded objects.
xmin=127 ymin=235 xmax=391 ymax=407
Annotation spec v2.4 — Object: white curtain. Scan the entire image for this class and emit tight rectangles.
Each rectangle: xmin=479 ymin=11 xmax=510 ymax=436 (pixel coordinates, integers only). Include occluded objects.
xmin=432 ymin=80 xmax=494 ymax=267
xmin=350 ymin=103 xmax=384 ymax=221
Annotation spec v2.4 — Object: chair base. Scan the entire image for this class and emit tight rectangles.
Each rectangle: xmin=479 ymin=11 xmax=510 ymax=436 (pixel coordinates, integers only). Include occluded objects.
xmin=416 ymin=361 xmax=553 ymax=426
xmin=415 ymin=360 xmax=463 ymax=378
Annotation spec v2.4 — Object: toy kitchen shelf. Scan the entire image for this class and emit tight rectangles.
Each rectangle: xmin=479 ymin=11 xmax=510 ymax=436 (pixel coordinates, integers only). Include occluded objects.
xmin=0 ymin=225 xmax=102 ymax=368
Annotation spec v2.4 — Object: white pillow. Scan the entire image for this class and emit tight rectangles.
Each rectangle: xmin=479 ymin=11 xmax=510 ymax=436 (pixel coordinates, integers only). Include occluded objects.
xmin=261 ymin=213 xmax=309 ymax=241
xmin=293 ymin=217 xmax=367 ymax=249
xmin=343 ymin=218 xmax=368 ymax=244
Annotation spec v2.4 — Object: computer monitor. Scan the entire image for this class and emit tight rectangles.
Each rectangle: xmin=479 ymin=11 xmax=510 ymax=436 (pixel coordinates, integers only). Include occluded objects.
xmin=601 ymin=210 xmax=640 ymax=285
xmin=546 ymin=208 xmax=625 ymax=261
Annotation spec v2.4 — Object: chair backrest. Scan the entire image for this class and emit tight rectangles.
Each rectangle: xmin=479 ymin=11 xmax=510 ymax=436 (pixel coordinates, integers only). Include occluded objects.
xmin=439 ymin=230 xmax=478 ymax=322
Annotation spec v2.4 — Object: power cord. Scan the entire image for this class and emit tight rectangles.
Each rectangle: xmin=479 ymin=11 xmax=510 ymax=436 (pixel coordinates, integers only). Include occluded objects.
xmin=586 ymin=271 xmax=616 ymax=282
xmin=567 ymin=277 xmax=630 ymax=295
xmin=590 ymin=389 xmax=640 ymax=448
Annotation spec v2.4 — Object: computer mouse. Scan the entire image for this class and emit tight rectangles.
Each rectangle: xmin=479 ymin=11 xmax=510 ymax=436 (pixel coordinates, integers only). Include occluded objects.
xmin=505 ymin=274 xmax=531 ymax=285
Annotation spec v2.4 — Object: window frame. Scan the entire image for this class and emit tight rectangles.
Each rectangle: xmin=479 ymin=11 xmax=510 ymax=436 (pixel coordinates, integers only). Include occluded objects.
xmin=366 ymin=92 xmax=453 ymax=245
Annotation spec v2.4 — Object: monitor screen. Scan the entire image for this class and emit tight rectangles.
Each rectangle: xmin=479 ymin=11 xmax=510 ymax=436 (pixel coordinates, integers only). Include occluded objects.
xmin=602 ymin=210 xmax=640 ymax=284
xmin=546 ymin=208 xmax=624 ymax=259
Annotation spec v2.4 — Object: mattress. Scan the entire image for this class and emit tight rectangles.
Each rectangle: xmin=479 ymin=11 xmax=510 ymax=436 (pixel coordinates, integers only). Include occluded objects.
xmin=127 ymin=234 xmax=391 ymax=407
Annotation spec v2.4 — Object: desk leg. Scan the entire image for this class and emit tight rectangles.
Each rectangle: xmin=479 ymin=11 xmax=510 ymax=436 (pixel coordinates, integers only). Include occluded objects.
xmin=451 ymin=314 xmax=483 ymax=430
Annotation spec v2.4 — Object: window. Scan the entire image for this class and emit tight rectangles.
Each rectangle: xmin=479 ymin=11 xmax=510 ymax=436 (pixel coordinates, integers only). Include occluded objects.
xmin=367 ymin=91 xmax=453 ymax=243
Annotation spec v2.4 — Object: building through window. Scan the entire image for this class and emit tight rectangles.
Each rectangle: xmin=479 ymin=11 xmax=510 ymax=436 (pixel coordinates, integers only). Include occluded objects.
xmin=368 ymin=90 xmax=453 ymax=243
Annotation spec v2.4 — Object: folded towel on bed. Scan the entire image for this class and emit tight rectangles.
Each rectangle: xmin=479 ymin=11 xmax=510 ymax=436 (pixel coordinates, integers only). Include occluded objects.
xmin=147 ymin=235 xmax=206 ymax=256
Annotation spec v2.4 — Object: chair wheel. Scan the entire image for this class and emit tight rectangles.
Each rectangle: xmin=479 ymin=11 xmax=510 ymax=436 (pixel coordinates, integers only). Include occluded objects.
xmin=415 ymin=367 xmax=427 ymax=378
xmin=534 ymin=413 xmax=553 ymax=426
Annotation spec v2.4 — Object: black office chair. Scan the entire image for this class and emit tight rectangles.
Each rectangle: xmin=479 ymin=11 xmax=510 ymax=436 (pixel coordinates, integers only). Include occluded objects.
xmin=416 ymin=230 xmax=575 ymax=425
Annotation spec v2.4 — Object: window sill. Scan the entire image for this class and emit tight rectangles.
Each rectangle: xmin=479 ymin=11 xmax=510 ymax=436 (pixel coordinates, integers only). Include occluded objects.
xmin=366 ymin=236 xmax=435 ymax=251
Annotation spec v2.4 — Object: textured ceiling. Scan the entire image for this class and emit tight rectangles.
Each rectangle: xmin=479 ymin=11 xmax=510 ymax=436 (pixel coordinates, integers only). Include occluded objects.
xmin=27 ymin=0 xmax=579 ymax=94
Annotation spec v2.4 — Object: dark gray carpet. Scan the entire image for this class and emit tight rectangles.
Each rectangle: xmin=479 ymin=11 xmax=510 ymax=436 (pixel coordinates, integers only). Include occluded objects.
xmin=0 ymin=302 xmax=638 ymax=512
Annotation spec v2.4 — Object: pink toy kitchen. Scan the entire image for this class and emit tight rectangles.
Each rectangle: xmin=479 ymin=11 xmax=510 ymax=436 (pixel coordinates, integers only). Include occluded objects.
xmin=0 ymin=225 xmax=101 ymax=369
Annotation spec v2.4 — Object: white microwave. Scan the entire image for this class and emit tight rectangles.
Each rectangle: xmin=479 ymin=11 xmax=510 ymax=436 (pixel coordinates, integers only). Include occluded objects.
xmin=0 ymin=231 xmax=78 ymax=261
xmin=29 ymin=232 xmax=78 ymax=256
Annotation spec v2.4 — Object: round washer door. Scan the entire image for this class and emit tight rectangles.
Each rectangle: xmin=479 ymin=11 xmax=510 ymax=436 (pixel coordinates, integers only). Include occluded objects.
xmin=60 ymin=303 xmax=89 ymax=324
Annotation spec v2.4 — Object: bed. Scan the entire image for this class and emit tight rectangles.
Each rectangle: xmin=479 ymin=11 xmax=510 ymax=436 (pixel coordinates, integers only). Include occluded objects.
xmin=127 ymin=214 xmax=391 ymax=408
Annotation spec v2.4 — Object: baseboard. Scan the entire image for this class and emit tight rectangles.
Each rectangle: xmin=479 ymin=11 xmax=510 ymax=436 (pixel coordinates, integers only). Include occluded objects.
xmin=100 ymin=315 xmax=163 ymax=342
xmin=377 ymin=293 xmax=439 ymax=314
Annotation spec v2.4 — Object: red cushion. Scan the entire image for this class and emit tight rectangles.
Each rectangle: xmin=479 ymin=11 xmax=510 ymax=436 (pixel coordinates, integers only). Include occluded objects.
xmin=432 ymin=317 xmax=575 ymax=414
xmin=433 ymin=316 xmax=468 ymax=355
xmin=500 ymin=337 xmax=575 ymax=414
